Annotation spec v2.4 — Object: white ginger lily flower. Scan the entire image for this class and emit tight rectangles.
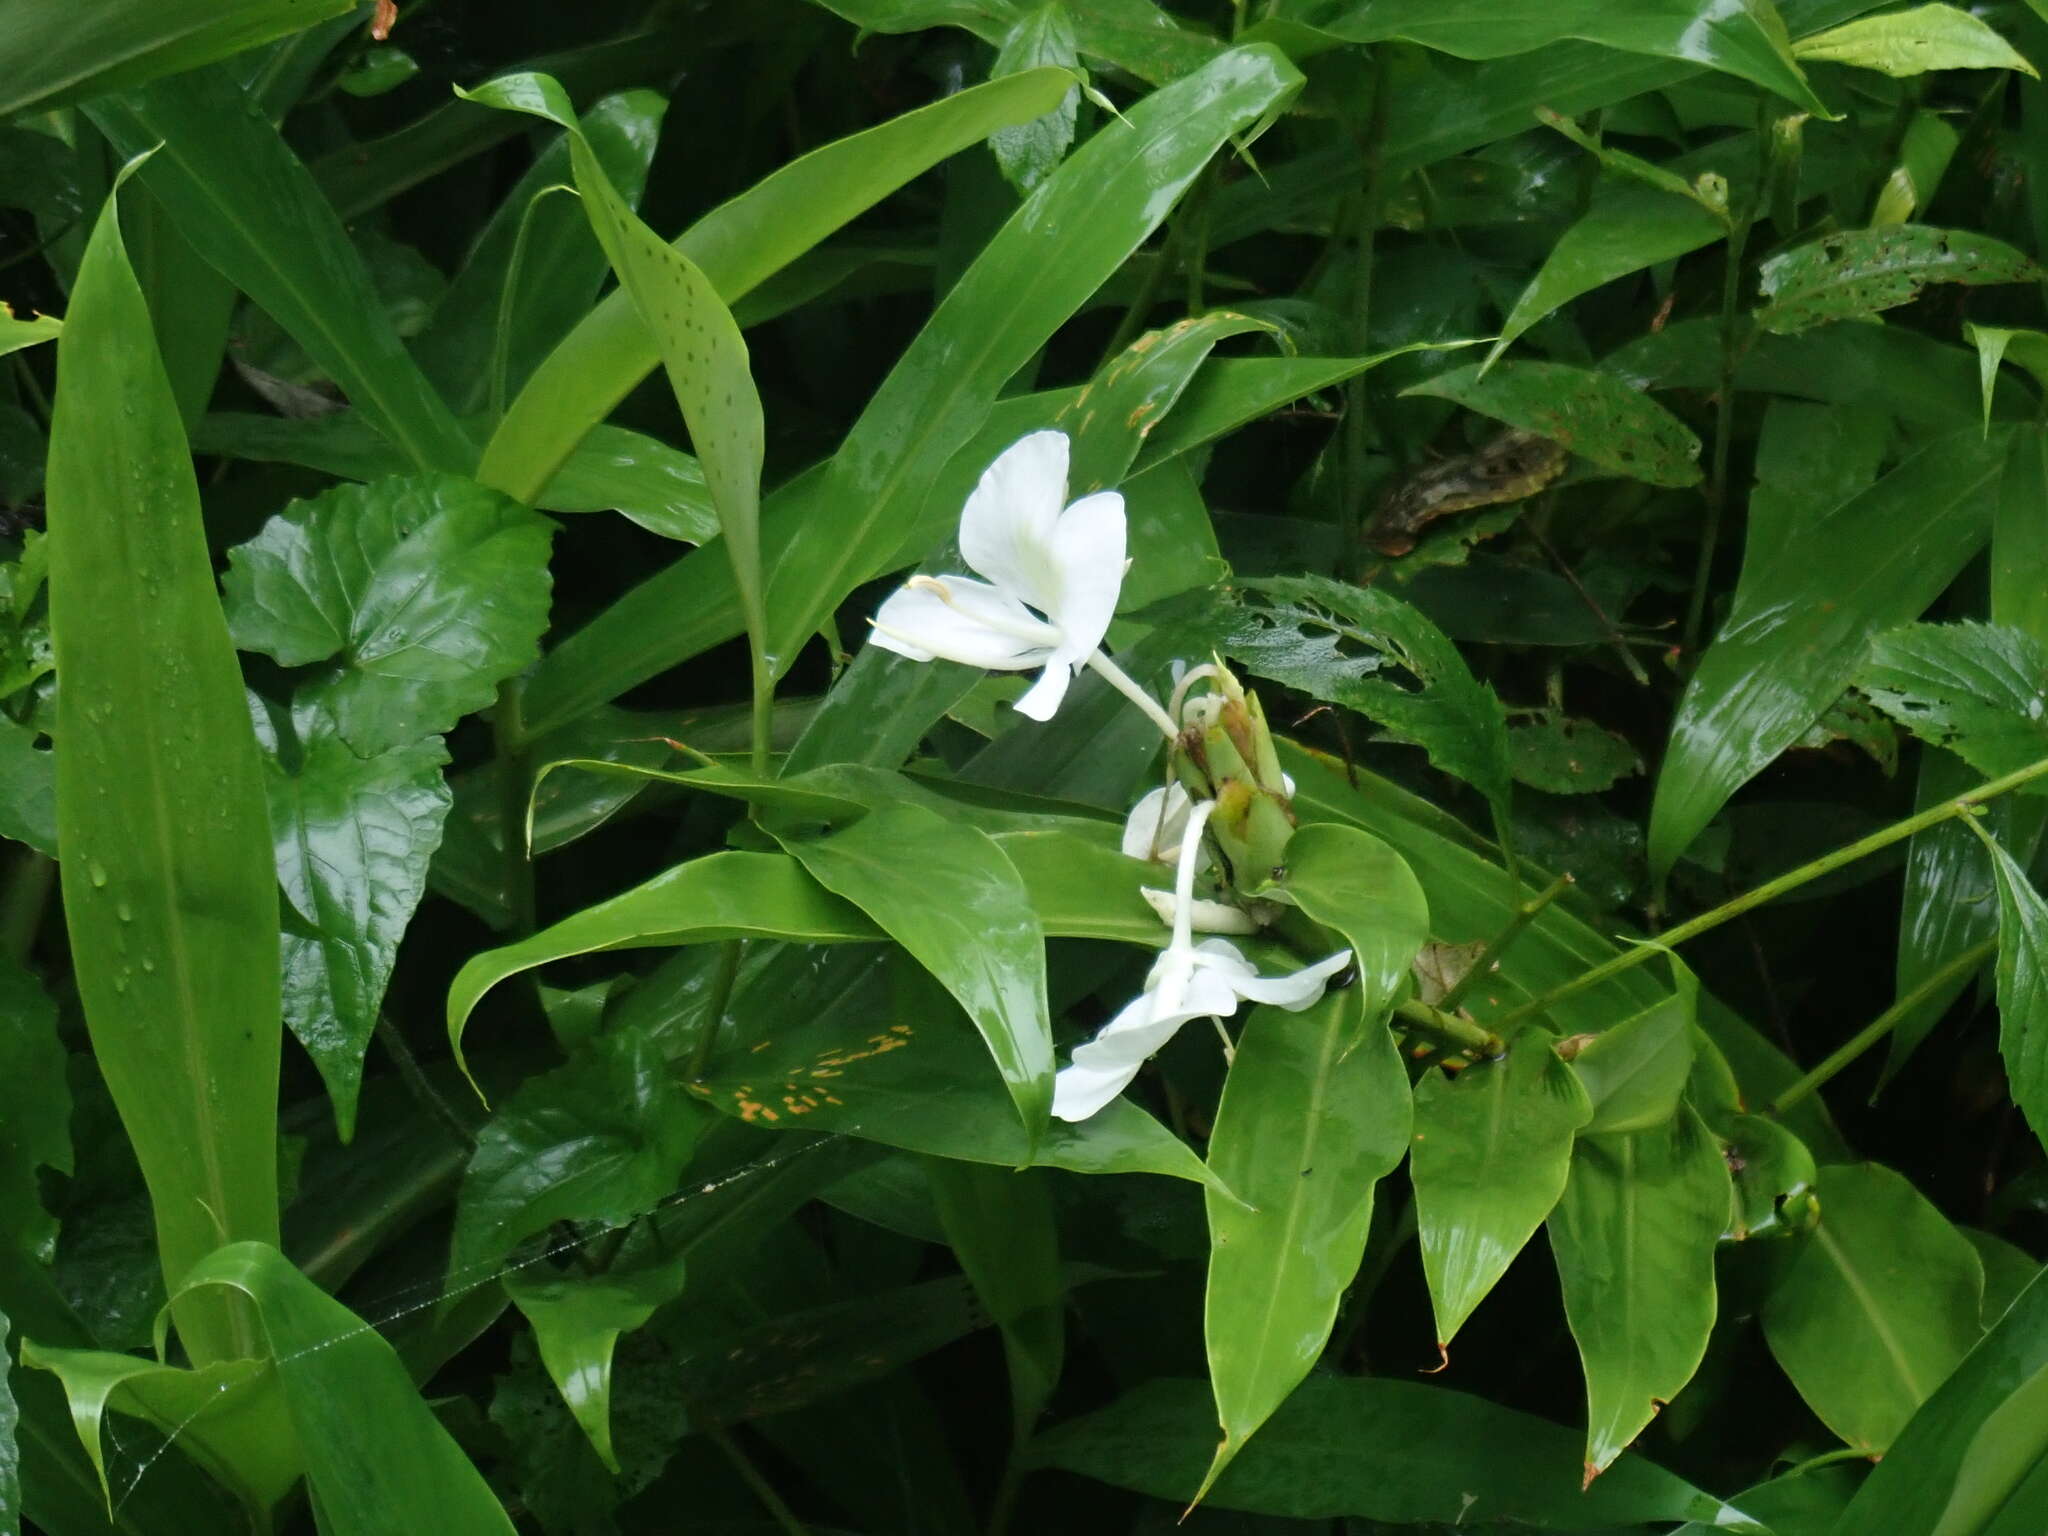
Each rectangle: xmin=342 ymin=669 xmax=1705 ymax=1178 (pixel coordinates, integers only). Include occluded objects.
xmin=869 ymin=430 xmax=1126 ymax=722
xmin=1053 ymin=799 xmax=1352 ymax=1122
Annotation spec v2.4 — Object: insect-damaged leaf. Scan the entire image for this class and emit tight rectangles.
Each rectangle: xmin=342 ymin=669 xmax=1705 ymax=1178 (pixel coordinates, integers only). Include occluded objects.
xmin=1757 ymin=225 xmax=2042 ymax=334
xmin=1856 ymin=622 xmax=2048 ymax=787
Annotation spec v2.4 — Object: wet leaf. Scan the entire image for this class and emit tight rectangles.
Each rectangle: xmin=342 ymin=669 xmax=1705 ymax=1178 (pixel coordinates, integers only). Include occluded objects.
xmin=1857 ymin=622 xmax=2048 ymax=786
xmin=1568 ymin=956 xmax=1698 ymax=1136
xmin=1792 ymin=4 xmax=2037 ymax=78
xmin=1983 ymin=830 xmax=2048 ymax=1154
xmin=989 ymin=4 xmax=1083 ymax=192
xmin=1757 ymin=226 xmax=2042 ymax=335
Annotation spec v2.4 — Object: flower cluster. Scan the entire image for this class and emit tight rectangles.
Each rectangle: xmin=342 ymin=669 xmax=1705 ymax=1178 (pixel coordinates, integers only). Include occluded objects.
xmin=868 ymin=431 xmax=1353 ymax=1122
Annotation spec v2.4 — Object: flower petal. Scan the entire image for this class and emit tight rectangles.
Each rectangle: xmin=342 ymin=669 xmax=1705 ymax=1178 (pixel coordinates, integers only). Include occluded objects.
xmin=869 ymin=576 xmax=1058 ymax=671
xmin=959 ymin=430 xmax=1070 ymax=613
xmin=1052 ymin=989 xmax=1178 ymax=1121
xmin=1121 ymin=783 xmax=1193 ymax=863
xmin=1012 ymin=659 xmax=1074 ymax=721
xmin=1140 ymin=888 xmax=1257 ymax=934
xmin=1230 ymin=948 xmax=1353 ymax=1010
xmin=1042 ymin=490 xmax=1126 ymax=662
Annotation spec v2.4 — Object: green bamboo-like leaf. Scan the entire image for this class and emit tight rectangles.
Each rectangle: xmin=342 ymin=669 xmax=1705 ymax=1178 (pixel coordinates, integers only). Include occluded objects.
xmin=45 ymin=171 xmax=281 ymax=1369
xmin=1984 ymin=830 xmax=2048 ymax=1153
xmin=1569 ymin=962 xmax=1697 ymax=1135
xmin=85 ymin=69 xmax=473 ymax=475
xmin=1857 ymin=622 xmax=2048 ymax=785
xmin=1549 ymin=1107 xmax=1731 ymax=1479
xmin=1792 ymin=4 xmax=2037 ymax=77
xmin=1404 ymin=359 xmax=1702 ymax=488
xmin=1649 ymin=426 xmax=2007 ymax=876
xmin=1757 ymin=226 xmax=2042 ymax=335
xmin=989 ymin=4 xmax=1082 ymax=191
xmin=0 ymin=308 xmax=59 ymax=359
xmin=1994 ymin=426 xmax=2048 ymax=642
xmin=1763 ymin=1163 xmax=1986 ymax=1451
xmin=927 ymin=1159 xmax=1063 ymax=1441
xmin=778 ymin=803 xmax=1053 ymax=1136
xmin=0 ymin=0 xmax=354 ymax=118
xmin=1197 ymin=985 xmax=1413 ymax=1501
xmin=1411 ymin=1030 xmax=1592 ymax=1349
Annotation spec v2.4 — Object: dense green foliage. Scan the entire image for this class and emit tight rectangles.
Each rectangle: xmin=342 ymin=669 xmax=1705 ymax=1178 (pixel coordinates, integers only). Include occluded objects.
xmin=3 ymin=1 xmax=2048 ymax=1531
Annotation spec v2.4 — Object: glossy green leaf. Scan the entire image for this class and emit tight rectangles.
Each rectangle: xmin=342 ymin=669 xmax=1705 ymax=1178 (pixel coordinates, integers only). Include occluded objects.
xmin=1994 ymin=425 xmax=2048 ymax=641
xmin=1969 ymin=1233 xmax=2043 ymax=1328
xmin=1984 ymin=831 xmax=2048 ymax=1153
xmin=222 ymin=474 xmax=555 ymax=758
xmin=1411 ymin=1029 xmax=1591 ymax=1349
xmin=1549 ymin=1108 xmax=1730 ymax=1478
xmin=86 ymin=70 xmax=473 ymax=475
xmin=1763 ymin=1162 xmax=1985 ymax=1451
xmin=45 ymin=174 xmax=281 ymax=1369
xmin=1570 ymin=961 xmax=1697 ymax=1135
xmin=0 ymin=310 xmax=59 ymax=358
xmin=1719 ymin=1112 xmax=1819 ymax=1239
xmin=926 ymin=1159 xmax=1062 ymax=1440
xmin=1757 ymin=226 xmax=2042 ymax=335
xmin=1031 ymin=1374 xmax=1761 ymax=1526
xmin=1792 ymin=4 xmax=2036 ymax=76
xmin=1649 ymin=426 xmax=2006 ymax=876
xmin=1197 ymin=986 xmax=1412 ymax=1500
xmin=1292 ymin=0 xmax=1828 ymax=112
xmin=1857 ymin=623 xmax=2048 ymax=786
xmin=989 ymin=4 xmax=1082 ymax=191
xmin=1278 ymin=821 xmax=1432 ymax=1010
xmin=1404 ymin=359 xmax=1703 ymax=488
xmin=480 ymin=66 xmax=1080 ymax=505
xmin=0 ymin=0 xmax=354 ymax=118
xmin=778 ymin=803 xmax=1053 ymax=1134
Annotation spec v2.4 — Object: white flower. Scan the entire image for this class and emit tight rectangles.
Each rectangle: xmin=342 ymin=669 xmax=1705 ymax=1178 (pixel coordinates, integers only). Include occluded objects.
xmin=1053 ymin=799 xmax=1352 ymax=1122
xmin=869 ymin=430 xmax=1126 ymax=722
xmin=1121 ymin=782 xmax=1195 ymax=863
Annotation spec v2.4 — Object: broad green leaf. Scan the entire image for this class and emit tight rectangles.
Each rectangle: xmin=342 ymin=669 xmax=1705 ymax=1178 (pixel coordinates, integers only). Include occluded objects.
xmin=0 ymin=0 xmax=354 ymax=118
xmin=1968 ymin=1231 xmax=2042 ymax=1327
xmin=1536 ymin=107 xmax=1733 ymax=216
xmin=1031 ymin=1374 xmax=1760 ymax=1527
xmin=1763 ymin=1163 xmax=1986 ymax=1451
xmin=252 ymin=700 xmax=453 ymax=1143
xmin=1719 ymin=1112 xmax=1819 ymax=1239
xmin=1404 ymin=360 xmax=1703 ymax=488
xmin=1569 ymin=963 xmax=1698 ymax=1135
xmin=778 ymin=803 xmax=1053 ymax=1135
xmin=1857 ymin=623 xmax=2048 ymax=786
xmin=480 ymin=66 xmax=1081 ymax=506
xmin=1873 ymin=109 xmax=1962 ymax=225
xmin=1509 ymin=714 xmax=1644 ymax=795
xmin=1833 ymin=1268 xmax=2048 ymax=1535
xmin=1287 ymin=0 xmax=1829 ymax=112
xmin=1983 ymin=831 xmax=2048 ymax=1153
xmin=1278 ymin=822 xmax=1432 ymax=1011
xmin=222 ymin=475 xmax=555 ymax=758
xmin=1971 ymin=335 xmax=2048 ymax=443
xmin=1649 ymin=427 xmax=2007 ymax=876
xmin=450 ymin=1025 xmax=703 ymax=1293
xmin=1793 ymin=4 xmax=2036 ymax=77
xmin=1197 ymin=987 xmax=1412 ymax=1501
xmin=1757 ymin=226 xmax=2042 ymax=335
xmin=0 ymin=309 xmax=59 ymax=358
xmin=1994 ymin=425 xmax=2048 ymax=642
xmin=1549 ymin=1108 xmax=1730 ymax=1478
xmin=989 ymin=4 xmax=1083 ymax=191
xmin=0 ymin=958 xmax=69 ymax=1259
xmin=86 ymin=69 xmax=473 ymax=475
xmin=927 ymin=1159 xmax=1063 ymax=1440
xmin=46 ymin=173 xmax=281 ymax=1369
xmin=504 ymin=1248 xmax=690 ymax=1473
xmin=1412 ymin=1031 xmax=1592 ymax=1348
xmin=1196 ymin=574 xmax=1514 ymax=817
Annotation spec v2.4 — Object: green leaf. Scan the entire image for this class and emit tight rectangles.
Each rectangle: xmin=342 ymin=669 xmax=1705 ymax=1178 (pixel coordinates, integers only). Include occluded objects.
xmin=926 ymin=1159 xmax=1063 ymax=1440
xmin=1757 ymin=226 xmax=2043 ymax=335
xmin=0 ymin=308 xmax=60 ymax=359
xmin=778 ymin=803 xmax=1053 ymax=1136
xmin=222 ymin=474 xmax=555 ymax=758
xmin=1793 ymin=4 xmax=2037 ymax=77
xmin=1277 ymin=822 xmax=1432 ymax=1013
xmin=253 ymin=701 xmax=453 ymax=1143
xmin=1569 ymin=961 xmax=1698 ymax=1135
xmin=0 ymin=0 xmax=354 ymax=118
xmin=0 ymin=958 xmax=69 ymax=1260
xmin=1412 ymin=1030 xmax=1592 ymax=1348
xmin=1649 ymin=427 xmax=2007 ymax=876
xmin=1509 ymin=714 xmax=1644 ymax=795
xmin=86 ymin=69 xmax=474 ymax=476
xmin=1197 ymin=986 xmax=1413 ymax=1501
xmin=1994 ymin=425 xmax=2048 ymax=642
xmin=1763 ymin=1163 xmax=1986 ymax=1451
xmin=1198 ymin=574 xmax=1514 ymax=817
xmin=1549 ymin=1108 xmax=1730 ymax=1478
xmin=1031 ymin=1374 xmax=1760 ymax=1526
xmin=1403 ymin=359 xmax=1703 ymax=488
xmin=1857 ymin=623 xmax=2048 ymax=786
xmin=450 ymin=1024 xmax=704 ymax=1284
xmin=45 ymin=171 xmax=281 ymax=1370
xmin=989 ymin=5 xmax=1083 ymax=192
xmin=1984 ymin=830 xmax=2048 ymax=1154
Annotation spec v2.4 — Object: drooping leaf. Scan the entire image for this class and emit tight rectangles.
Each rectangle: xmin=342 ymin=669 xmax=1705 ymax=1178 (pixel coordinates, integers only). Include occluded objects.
xmin=1792 ymin=4 xmax=2037 ymax=77
xmin=1762 ymin=1162 xmax=1986 ymax=1451
xmin=1757 ymin=226 xmax=2042 ymax=335
xmin=1856 ymin=622 xmax=2048 ymax=787
xmin=927 ymin=1159 xmax=1063 ymax=1441
xmin=1983 ymin=830 xmax=2048 ymax=1154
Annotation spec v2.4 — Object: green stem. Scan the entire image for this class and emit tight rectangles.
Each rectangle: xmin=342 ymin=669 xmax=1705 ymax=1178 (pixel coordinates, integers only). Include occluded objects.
xmin=0 ymin=848 xmax=54 ymax=966
xmin=1098 ymin=237 xmax=1175 ymax=367
xmin=493 ymin=680 xmax=537 ymax=937
xmin=375 ymin=1012 xmax=479 ymax=1151
xmin=750 ymin=652 xmax=775 ymax=778
xmin=1767 ymin=937 xmax=1997 ymax=1116
xmin=1437 ymin=871 xmax=1573 ymax=1014
xmin=1491 ymin=754 xmax=2048 ymax=1030
xmin=688 ymin=939 xmax=744 ymax=1082
xmin=711 ymin=1428 xmax=810 ymax=1536
xmin=1683 ymin=185 xmax=1757 ymax=656
xmin=1338 ymin=54 xmax=1390 ymax=562
xmin=1393 ymin=997 xmax=1502 ymax=1059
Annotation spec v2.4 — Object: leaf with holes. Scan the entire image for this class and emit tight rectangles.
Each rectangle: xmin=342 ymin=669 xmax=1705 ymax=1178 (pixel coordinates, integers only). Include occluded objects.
xmin=1856 ymin=622 xmax=2048 ymax=787
xmin=1758 ymin=226 xmax=2041 ymax=334
xmin=1403 ymin=360 xmax=1702 ymax=489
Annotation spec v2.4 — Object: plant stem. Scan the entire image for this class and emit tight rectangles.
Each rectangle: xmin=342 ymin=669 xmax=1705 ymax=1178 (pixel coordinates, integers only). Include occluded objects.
xmin=375 ymin=1012 xmax=479 ymax=1150
xmin=750 ymin=652 xmax=775 ymax=778
xmin=1437 ymin=871 xmax=1574 ymax=1013
xmin=1767 ymin=937 xmax=1996 ymax=1116
xmin=0 ymin=848 xmax=54 ymax=966
xmin=493 ymin=679 xmax=537 ymax=937
xmin=1338 ymin=53 xmax=1390 ymax=561
xmin=1682 ymin=185 xmax=1756 ymax=656
xmin=711 ymin=1428 xmax=810 ymax=1536
xmin=1492 ymin=753 xmax=2048 ymax=1029
xmin=688 ymin=939 xmax=744 ymax=1082
xmin=1393 ymin=997 xmax=1502 ymax=1059
xmin=1086 ymin=651 xmax=1181 ymax=740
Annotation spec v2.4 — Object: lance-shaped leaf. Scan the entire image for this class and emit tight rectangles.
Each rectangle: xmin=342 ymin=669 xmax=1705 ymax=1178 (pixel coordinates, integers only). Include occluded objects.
xmin=1983 ymin=829 xmax=2048 ymax=1153
xmin=46 ymin=167 xmax=281 ymax=1368
xmin=928 ymin=1159 xmax=1063 ymax=1443
xmin=1857 ymin=622 xmax=2048 ymax=786
xmin=1758 ymin=226 xmax=2042 ymax=335
xmin=1549 ymin=1107 xmax=1730 ymax=1480
xmin=1792 ymin=4 xmax=2037 ymax=78
xmin=1569 ymin=960 xmax=1698 ymax=1136
xmin=1279 ymin=822 xmax=1432 ymax=1012
xmin=0 ymin=308 xmax=60 ymax=358
xmin=1403 ymin=359 xmax=1702 ymax=488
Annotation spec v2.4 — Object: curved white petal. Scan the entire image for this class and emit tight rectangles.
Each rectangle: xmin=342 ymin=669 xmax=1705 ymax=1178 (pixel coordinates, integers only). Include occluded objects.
xmin=1229 ymin=948 xmax=1353 ymax=1010
xmin=1140 ymin=888 xmax=1257 ymax=934
xmin=1052 ymin=989 xmax=1179 ymax=1122
xmin=1122 ymin=783 xmax=1193 ymax=863
xmin=1012 ymin=660 xmax=1075 ymax=721
xmin=1042 ymin=490 xmax=1126 ymax=661
xmin=959 ymin=430 xmax=1070 ymax=613
xmin=869 ymin=577 xmax=1058 ymax=671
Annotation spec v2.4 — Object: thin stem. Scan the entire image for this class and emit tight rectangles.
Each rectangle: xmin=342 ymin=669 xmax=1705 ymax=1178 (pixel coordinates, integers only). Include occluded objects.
xmin=492 ymin=680 xmax=537 ymax=937
xmin=1393 ymin=997 xmax=1503 ymax=1059
xmin=1086 ymin=651 xmax=1181 ymax=740
xmin=1337 ymin=54 xmax=1391 ymax=561
xmin=1767 ymin=938 xmax=1996 ymax=1117
xmin=688 ymin=939 xmax=744 ymax=1082
xmin=1169 ymin=800 xmax=1218 ymax=952
xmin=375 ymin=1013 xmax=479 ymax=1150
xmin=1491 ymin=753 xmax=2048 ymax=1030
xmin=0 ymin=848 xmax=54 ymax=967
xmin=1437 ymin=872 xmax=1574 ymax=1013
xmin=1099 ymin=240 xmax=1175 ymax=367
xmin=1683 ymin=177 xmax=1758 ymax=655
xmin=710 ymin=1428 xmax=810 ymax=1536
xmin=1183 ymin=162 xmax=1217 ymax=316
xmin=749 ymin=652 xmax=775 ymax=778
